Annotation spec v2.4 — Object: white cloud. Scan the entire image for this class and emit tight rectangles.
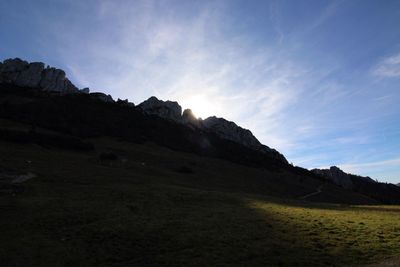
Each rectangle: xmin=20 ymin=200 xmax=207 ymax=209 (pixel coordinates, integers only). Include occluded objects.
xmin=372 ymin=53 xmax=400 ymax=77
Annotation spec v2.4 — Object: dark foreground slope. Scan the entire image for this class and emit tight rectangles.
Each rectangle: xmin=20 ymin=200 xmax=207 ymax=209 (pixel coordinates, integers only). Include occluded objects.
xmin=1 ymin=130 xmax=400 ymax=267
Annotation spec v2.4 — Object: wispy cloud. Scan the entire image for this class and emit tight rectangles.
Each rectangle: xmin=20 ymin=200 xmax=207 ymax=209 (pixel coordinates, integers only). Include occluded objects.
xmin=338 ymin=158 xmax=400 ymax=182
xmin=48 ymin=0 xmax=313 ymax=152
xmin=372 ymin=53 xmax=400 ymax=77
xmin=268 ymin=0 xmax=284 ymax=44
xmin=340 ymin=157 xmax=400 ymax=170
xmin=304 ymin=0 xmax=343 ymax=33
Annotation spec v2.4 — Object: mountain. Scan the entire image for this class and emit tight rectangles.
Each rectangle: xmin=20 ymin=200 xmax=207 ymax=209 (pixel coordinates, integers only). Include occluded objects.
xmin=137 ymin=96 xmax=287 ymax=163
xmin=0 ymin=58 xmax=287 ymax=164
xmin=311 ymin=166 xmax=375 ymax=190
xmin=0 ymin=58 xmax=88 ymax=93
xmin=312 ymin=166 xmax=400 ymax=204
xmin=1 ymin=57 xmax=400 ymax=204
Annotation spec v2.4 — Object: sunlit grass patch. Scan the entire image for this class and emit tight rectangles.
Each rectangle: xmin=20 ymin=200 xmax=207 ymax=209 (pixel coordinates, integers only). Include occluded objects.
xmin=247 ymin=199 xmax=400 ymax=266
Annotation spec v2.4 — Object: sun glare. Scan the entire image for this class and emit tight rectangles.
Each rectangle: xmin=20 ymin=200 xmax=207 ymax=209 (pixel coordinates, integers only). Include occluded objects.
xmin=183 ymin=94 xmax=217 ymax=119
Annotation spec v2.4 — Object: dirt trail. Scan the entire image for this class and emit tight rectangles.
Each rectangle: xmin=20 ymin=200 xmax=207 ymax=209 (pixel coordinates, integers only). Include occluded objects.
xmin=11 ymin=173 xmax=36 ymax=183
xmin=0 ymin=171 xmax=36 ymax=184
xmin=299 ymin=184 xmax=323 ymax=200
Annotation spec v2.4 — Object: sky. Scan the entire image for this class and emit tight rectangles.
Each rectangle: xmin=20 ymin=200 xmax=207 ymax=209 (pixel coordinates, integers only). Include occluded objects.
xmin=1 ymin=0 xmax=400 ymax=183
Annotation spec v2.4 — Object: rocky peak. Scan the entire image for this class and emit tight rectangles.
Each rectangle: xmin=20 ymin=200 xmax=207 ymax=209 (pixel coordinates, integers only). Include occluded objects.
xmin=138 ymin=96 xmax=182 ymax=122
xmin=1 ymin=57 xmax=288 ymax=165
xmin=182 ymin=109 xmax=201 ymax=127
xmin=312 ymin=166 xmax=353 ymax=189
xmin=202 ymin=116 xmax=287 ymax=163
xmin=136 ymin=97 xmax=287 ymax=163
xmin=312 ymin=166 xmax=376 ymax=190
xmin=0 ymin=58 xmax=88 ymax=94
xmin=117 ymin=98 xmax=135 ymax=107
xmin=202 ymin=116 xmax=261 ymax=149
xmin=89 ymin=92 xmax=114 ymax=103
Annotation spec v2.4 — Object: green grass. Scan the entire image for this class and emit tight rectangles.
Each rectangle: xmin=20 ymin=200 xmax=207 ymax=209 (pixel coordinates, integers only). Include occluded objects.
xmin=1 ymin=135 xmax=400 ymax=266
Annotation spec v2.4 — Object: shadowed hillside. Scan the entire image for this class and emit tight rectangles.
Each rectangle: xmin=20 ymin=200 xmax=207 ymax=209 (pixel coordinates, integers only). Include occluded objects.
xmin=1 ymin=128 xmax=400 ymax=267
xmin=1 ymin=81 xmax=400 ymax=204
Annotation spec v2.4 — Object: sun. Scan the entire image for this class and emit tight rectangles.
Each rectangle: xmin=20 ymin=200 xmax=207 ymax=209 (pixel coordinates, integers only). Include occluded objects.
xmin=183 ymin=94 xmax=216 ymax=119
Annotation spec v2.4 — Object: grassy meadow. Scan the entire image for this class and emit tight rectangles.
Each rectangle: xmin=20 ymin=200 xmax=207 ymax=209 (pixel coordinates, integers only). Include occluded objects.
xmin=1 ymin=132 xmax=400 ymax=266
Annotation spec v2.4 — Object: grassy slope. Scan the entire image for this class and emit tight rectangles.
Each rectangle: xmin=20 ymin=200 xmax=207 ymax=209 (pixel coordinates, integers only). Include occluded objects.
xmin=1 ymin=128 xmax=400 ymax=266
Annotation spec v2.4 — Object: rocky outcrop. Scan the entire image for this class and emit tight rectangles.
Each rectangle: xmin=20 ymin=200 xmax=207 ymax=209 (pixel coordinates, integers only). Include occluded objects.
xmin=137 ymin=96 xmax=287 ymax=163
xmin=0 ymin=57 xmax=288 ymax=165
xmin=182 ymin=109 xmax=201 ymax=127
xmin=202 ymin=116 xmax=261 ymax=150
xmin=89 ymin=92 xmax=114 ymax=103
xmin=202 ymin=116 xmax=287 ymax=163
xmin=81 ymin=87 xmax=90 ymax=94
xmin=40 ymin=67 xmax=78 ymax=93
xmin=311 ymin=166 xmax=400 ymax=204
xmin=0 ymin=58 xmax=88 ymax=94
xmin=117 ymin=98 xmax=135 ymax=107
xmin=312 ymin=166 xmax=354 ymax=189
xmin=138 ymin=96 xmax=182 ymax=122
xmin=312 ymin=166 xmax=376 ymax=190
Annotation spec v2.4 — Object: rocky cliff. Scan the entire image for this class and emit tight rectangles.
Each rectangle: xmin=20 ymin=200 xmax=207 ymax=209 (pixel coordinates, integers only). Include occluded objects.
xmin=312 ymin=166 xmax=376 ymax=190
xmin=312 ymin=166 xmax=356 ymax=189
xmin=311 ymin=166 xmax=400 ymax=204
xmin=138 ymin=96 xmax=182 ymax=122
xmin=137 ymin=96 xmax=287 ymax=163
xmin=202 ymin=116 xmax=287 ymax=163
xmin=1 ymin=57 xmax=287 ymax=164
xmin=0 ymin=58 xmax=87 ymax=94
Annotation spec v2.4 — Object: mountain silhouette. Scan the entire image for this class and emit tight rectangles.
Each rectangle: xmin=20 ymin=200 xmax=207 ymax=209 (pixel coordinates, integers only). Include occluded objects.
xmin=1 ymin=57 xmax=400 ymax=204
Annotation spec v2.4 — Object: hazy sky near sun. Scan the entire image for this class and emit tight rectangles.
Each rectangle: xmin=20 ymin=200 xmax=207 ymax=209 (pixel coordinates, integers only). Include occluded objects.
xmin=1 ymin=0 xmax=400 ymax=183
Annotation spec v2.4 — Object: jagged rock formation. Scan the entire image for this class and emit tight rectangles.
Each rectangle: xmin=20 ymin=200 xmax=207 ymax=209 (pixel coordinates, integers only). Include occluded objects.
xmin=202 ymin=116 xmax=287 ymax=163
xmin=89 ymin=92 xmax=114 ymax=103
xmin=0 ymin=58 xmax=88 ymax=94
xmin=312 ymin=166 xmax=377 ymax=190
xmin=202 ymin=116 xmax=262 ymax=150
xmin=182 ymin=109 xmax=201 ymax=127
xmin=312 ymin=166 xmax=400 ymax=204
xmin=312 ymin=166 xmax=356 ymax=189
xmin=117 ymin=98 xmax=135 ymax=107
xmin=138 ymin=96 xmax=182 ymax=122
xmin=81 ymin=87 xmax=90 ymax=94
xmin=1 ymin=57 xmax=286 ymax=164
xmin=137 ymin=96 xmax=287 ymax=163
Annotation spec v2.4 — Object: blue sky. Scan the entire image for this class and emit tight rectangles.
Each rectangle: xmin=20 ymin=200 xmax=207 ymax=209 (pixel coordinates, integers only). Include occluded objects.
xmin=1 ymin=0 xmax=400 ymax=183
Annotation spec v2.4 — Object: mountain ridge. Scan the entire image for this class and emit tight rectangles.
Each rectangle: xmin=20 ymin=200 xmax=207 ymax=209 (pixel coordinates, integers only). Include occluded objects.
xmin=312 ymin=166 xmax=400 ymax=204
xmin=1 ymin=57 xmax=399 ymax=204
xmin=0 ymin=57 xmax=287 ymax=163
